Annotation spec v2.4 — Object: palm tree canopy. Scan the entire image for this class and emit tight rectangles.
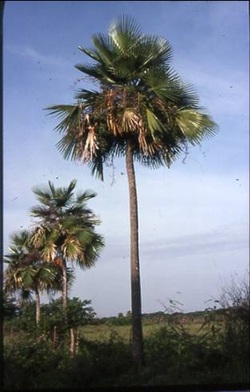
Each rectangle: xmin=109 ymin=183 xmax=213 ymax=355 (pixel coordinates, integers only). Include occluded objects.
xmin=4 ymin=230 xmax=60 ymax=297
xmin=31 ymin=180 xmax=97 ymax=223
xmin=30 ymin=180 xmax=104 ymax=269
xmin=46 ymin=15 xmax=218 ymax=180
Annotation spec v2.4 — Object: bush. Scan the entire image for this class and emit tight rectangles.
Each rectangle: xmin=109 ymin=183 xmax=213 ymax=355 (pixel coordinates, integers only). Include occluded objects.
xmin=4 ymin=337 xmax=68 ymax=389
xmin=77 ymin=331 xmax=134 ymax=386
xmin=217 ymin=272 xmax=250 ymax=381
xmin=4 ymin=330 xmax=134 ymax=389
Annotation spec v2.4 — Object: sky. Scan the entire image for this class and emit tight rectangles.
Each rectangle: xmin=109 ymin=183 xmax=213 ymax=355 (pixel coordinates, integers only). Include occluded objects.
xmin=3 ymin=1 xmax=249 ymax=317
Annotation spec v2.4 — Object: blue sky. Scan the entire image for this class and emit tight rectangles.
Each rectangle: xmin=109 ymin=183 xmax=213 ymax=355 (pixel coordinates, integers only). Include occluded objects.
xmin=3 ymin=1 xmax=249 ymax=317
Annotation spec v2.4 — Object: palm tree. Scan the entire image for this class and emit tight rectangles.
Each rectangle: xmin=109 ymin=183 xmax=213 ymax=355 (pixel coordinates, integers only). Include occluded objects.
xmin=29 ymin=179 xmax=104 ymax=311
xmin=46 ymin=16 xmax=218 ymax=366
xmin=4 ymin=230 xmax=59 ymax=325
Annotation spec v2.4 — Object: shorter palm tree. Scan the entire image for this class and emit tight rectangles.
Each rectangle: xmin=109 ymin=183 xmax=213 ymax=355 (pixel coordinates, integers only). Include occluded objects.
xmin=30 ymin=180 xmax=104 ymax=311
xmin=4 ymin=230 xmax=60 ymax=325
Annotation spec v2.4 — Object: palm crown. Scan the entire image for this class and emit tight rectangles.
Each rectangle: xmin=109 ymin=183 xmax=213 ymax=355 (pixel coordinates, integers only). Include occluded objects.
xmin=4 ymin=230 xmax=62 ymax=323
xmin=47 ymin=15 xmax=217 ymax=180
xmin=30 ymin=180 xmax=103 ymax=268
xmin=4 ymin=230 xmax=56 ymax=294
xmin=29 ymin=180 xmax=104 ymax=312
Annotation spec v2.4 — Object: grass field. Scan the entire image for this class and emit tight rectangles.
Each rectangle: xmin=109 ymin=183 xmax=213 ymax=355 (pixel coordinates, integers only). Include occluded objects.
xmin=79 ymin=318 xmax=218 ymax=343
xmin=80 ymin=323 xmax=161 ymax=342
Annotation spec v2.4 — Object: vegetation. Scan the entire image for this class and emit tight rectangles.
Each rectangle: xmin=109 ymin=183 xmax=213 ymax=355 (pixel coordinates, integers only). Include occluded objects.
xmin=4 ymin=180 xmax=104 ymax=357
xmin=4 ymin=230 xmax=62 ymax=325
xmin=3 ymin=273 xmax=249 ymax=389
xmin=46 ymin=15 xmax=218 ymax=366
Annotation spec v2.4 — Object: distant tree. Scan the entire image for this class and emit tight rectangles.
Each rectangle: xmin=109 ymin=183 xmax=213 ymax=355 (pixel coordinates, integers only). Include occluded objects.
xmin=46 ymin=16 xmax=217 ymax=366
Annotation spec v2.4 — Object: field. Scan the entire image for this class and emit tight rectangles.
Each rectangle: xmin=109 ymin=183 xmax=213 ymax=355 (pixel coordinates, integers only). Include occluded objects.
xmin=3 ymin=310 xmax=222 ymax=345
xmin=79 ymin=318 xmax=213 ymax=343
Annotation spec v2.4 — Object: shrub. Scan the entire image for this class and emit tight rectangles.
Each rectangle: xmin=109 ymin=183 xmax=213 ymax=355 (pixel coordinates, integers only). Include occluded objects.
xmin=4 ymin=337 xmax=68 ymax=389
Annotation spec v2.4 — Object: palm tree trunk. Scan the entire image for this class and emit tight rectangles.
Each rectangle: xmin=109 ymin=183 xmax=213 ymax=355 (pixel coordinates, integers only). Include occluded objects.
xmin=34 ymin=288 xmax=41 ymax=325
xmin=125 ymin=140 xmax=144 ymax=367
xmin=75 ymin=328 xmax=79 ymax=355
xmin=61 ymin=257 xmax=74 ymax=357
xmin=61 ymin=258 xmax=68 ymax=310
xmin=53 ymin=325 xmax=57 ymax=349
xmin=69 ymin=327 xmax=75 ymax=358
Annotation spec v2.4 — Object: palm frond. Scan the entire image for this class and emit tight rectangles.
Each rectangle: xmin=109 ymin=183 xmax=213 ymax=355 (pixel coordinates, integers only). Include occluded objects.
xmin=32 ymin=186 xmax=52 ymax=206
xmin=75 ymin=62 xmax=106 ymax=80
xmin=175 ymin=109 xmax=218 ymax=145
xmin=176 ymin=82 xmax=200 ymax=108
xmin=78 ymin=45 xmax=102 ymax=63
xmin=56 ymin=133 xmax=79 ymax=161
xmin=74 ymin=88 xmax=99 ymax=101
xmin=62 ymin=238 xmax=82 ymax=260
xmin=146 ymin=109 xmax=165 ymax=135
xmin=46 ymin=104 xmax=84 ymax=134
xmin=110 ymin=15 xmax=142 ymax=41
xmin=91 ymin=34 xmax=114 ymax=64
xmin=137 ymin=36 xmax=173 ymax=69
xmin=64 ymin=179 xmax=77 ymax=199
xmin=143 ymin=66 xmax=182 ymax=101
xmin=40 ymin=242 xmax=57 ymax=262
xmin=30 ymin=205 xmax=51 ymax=219
xmin=87 ymin=153 xmax=104 ymax=181
xmin=75 ymin=189 xmax=97 ymax=203
xmin=9 ymin=230 xmax=30 ymax=248
xmin=30 ymin=225 xmax=47 ymax=248
xmin=109 ymin=15 xmax=142 ymax=55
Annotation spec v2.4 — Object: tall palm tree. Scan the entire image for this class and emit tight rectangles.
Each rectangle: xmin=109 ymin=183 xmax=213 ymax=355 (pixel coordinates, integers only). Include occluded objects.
xmin=30 ymin=179 xmax=104 ymax=311
xmin=4 ymin=230 xmax=59 ymax=325
xmin=46 ymin=16 xmax=218 ymax=366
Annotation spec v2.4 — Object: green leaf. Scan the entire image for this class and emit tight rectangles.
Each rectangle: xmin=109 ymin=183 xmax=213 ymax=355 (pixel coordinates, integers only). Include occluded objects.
xmin=175 ymin=109 xmax=218 ymax=145
xmin=146 ymin=109 xmax=164 ymax=135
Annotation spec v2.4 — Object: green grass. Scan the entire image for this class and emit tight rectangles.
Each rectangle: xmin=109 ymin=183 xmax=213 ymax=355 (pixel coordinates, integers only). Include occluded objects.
xmin=80 ymin=323 xmax=166 ymax=342
xmin=79 ymin=318 xmax=218 ymax=343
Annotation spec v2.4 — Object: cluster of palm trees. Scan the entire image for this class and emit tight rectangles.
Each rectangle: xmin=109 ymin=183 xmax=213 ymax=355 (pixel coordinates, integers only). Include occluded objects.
xmin=4 ymin=180 xmax=104 ymax=328
xmin=5 ymin=16 xmax=217 ymax=368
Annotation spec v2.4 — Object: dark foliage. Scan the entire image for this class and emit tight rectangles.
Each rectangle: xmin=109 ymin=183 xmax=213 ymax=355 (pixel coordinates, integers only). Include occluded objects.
xmin=3 ymin=273 xmax=249 ymax=389
xmin=2 ymin=294 xmax=19 ymax=321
